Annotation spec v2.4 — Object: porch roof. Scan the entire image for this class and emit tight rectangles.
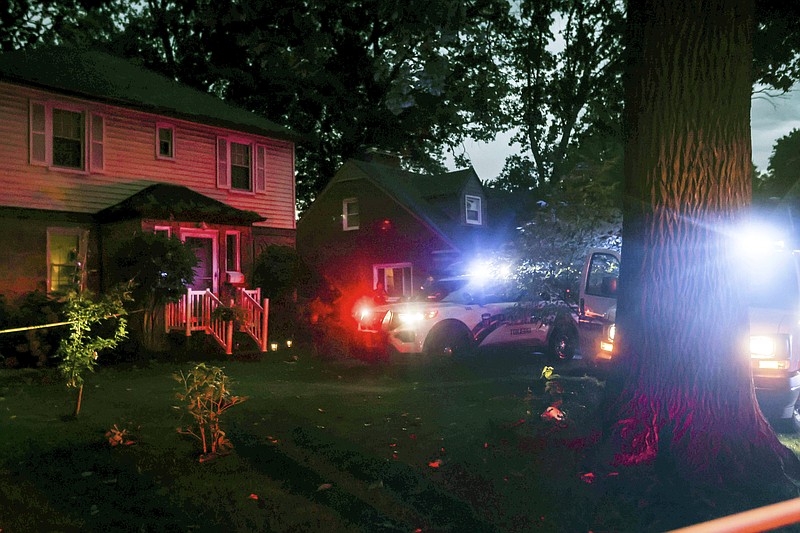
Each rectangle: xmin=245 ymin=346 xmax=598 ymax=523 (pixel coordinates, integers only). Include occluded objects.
xmin=95 ymin=184 xmax=266 ymax=225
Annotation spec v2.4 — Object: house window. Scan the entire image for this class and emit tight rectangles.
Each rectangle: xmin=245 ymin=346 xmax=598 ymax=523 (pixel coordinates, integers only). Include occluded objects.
xmin=230 ymin=142 xmax=251 ymax=190
xmin=343 ymin=198 xmax=359 ymax=230
xmin=29 ymin=100 xmax=104 ymax=172
xmin=153 ymin=226 xmax=171 ymax=238
xmin=156 ymin=123 xmax=175 ymax=159
xmin=374 ymin=263 xmax=413 ymax=300
xmin=52 ymin=108 xmax=84 ymax=169
xmin=226 ymin=232 xmax=240 ymax=272
xmin=47 ymin=228 xmax=86 ymax=294
xmin=217 ymin=137 xmax=267 ymax=193
xmin=465 ymin=195 xmax=482 ymax=225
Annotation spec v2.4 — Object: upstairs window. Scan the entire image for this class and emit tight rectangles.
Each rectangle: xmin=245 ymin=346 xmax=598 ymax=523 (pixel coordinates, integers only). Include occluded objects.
xmin=52 ymin=108 xmax=84 ymax=169
xmin=156 ymin=123 xmax=175 ymax=159
xmin=465 ymin=195 xmax=482 ymax=225
xmin=230 ymin=142 xmax=251 ymax=190
xmin=343 ymin=198 xmax=359 ymax=230
xmin=216 ymin=137 xmax=267 ymax=193
xmin=29 ymin=100 xmax=104 ymax=173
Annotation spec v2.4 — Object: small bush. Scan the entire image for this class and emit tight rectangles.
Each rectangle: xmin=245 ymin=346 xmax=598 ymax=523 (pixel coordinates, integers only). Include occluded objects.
xmin=0 ymin=291 xmax=66 ymax=368
xmin=174 ymin=363 xmax=247 ymax=461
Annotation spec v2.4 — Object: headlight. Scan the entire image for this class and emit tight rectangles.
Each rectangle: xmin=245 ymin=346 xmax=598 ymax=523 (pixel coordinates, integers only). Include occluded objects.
xmin=750 ymin=335 xmax=790 ymax=359
xmin=397 ymin=310 xmax=438 ymax=325
xmin=599 ymin=323 xmax=615 ymax=354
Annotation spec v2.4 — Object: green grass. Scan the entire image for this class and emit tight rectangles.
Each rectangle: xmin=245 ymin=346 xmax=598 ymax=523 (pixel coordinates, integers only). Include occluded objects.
xmin=0 ymin=351 xmax=604 ymax=532
xmin=5 ymin=351 xmax=793 ymax=532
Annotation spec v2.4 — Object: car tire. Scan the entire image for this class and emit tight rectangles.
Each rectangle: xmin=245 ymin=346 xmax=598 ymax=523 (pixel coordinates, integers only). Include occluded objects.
xmin=548 ymin=321 xmax=577 ymax=361
xmin=424 ymin=321 xmax=474 ymax=358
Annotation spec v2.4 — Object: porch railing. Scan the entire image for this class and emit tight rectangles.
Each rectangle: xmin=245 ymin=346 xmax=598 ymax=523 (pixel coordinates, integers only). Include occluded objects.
xmin=236 ymin=287 xmax=269 ymax=352
xmin=165 ymin=288 xmax=268 ymax=354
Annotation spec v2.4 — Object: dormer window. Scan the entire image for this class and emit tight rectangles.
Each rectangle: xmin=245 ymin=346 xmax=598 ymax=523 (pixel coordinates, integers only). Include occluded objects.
xmin=465 ymin=195 xmax=482 ymax=225
xmin=343 ymin=198 xmax=359 ymax=230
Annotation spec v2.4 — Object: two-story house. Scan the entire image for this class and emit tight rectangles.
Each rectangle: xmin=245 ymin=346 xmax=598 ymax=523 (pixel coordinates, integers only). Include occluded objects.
xmin=297 ymin=151 xmax=512 ymax=314
xmin=0 ymin=46 xmax=297 ymax=351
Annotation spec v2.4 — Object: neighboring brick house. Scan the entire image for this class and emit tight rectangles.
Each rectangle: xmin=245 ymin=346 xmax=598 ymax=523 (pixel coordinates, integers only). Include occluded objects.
xmin=297 ymin=152 xmax=513 ymax=310
xmin=0 ymin=46 xmax=297 ymax=301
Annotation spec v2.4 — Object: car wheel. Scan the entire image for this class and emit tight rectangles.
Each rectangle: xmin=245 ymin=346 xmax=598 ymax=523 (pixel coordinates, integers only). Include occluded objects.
xmin=424 ymin=322 xmax=474 ymax=358
xmin=548 ymin=323 xmax=577 ymax=361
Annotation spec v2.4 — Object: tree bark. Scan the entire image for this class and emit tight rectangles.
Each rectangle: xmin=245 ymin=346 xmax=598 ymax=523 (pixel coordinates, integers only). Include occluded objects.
xmin=598 ymin=0 xmax=800 ymax=526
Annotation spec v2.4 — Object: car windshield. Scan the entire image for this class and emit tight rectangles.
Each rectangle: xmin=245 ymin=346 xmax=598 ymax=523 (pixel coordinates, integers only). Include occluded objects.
xmin=415 ymin=275 xmax=522 ymax=304
xmin=747 ymin=250 xmax=800 ymax=310
xmin=441 ymin=279 xmax=520 ymax=305
xmin=417 ymin=278 xmax=470 ymax=302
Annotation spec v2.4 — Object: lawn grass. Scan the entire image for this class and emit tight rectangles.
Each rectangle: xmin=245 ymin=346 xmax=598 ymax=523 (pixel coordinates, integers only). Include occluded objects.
xmin=2 ymin=350 xmax=797 ymax=532
xmin=1 ymin=350 xmax=605 ymax=532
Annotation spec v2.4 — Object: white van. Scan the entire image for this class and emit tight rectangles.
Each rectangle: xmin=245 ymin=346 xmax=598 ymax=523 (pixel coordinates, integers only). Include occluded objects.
xmin=581 ymin=231 xmax=800 ymax=431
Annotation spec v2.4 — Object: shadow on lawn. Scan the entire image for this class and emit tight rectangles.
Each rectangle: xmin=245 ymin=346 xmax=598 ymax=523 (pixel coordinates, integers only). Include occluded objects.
xmin=4 ymin=441 xmax=205 ymax=532
xmin=232 ymin=424 xmax=499 ymax=532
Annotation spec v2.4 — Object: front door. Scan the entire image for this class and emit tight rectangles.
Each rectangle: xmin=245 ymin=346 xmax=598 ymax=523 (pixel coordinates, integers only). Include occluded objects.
xmin=182 ymin=231 xmax=218 ymax=293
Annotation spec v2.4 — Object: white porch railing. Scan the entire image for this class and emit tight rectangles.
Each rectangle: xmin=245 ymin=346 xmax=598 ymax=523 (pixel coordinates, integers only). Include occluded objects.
xmin=165 ymin=288 xmax=268 ymax=354
xmin=235 ymin=287 xmax=269 ymax=352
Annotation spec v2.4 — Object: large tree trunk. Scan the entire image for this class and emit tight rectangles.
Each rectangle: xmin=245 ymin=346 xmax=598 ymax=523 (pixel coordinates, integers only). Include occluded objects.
xmin=598 ymin=0 xmax=800 ymax=526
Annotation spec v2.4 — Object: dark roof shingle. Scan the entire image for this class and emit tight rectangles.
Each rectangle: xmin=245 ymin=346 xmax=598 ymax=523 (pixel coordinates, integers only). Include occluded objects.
xmin=0 ymin=46 xmax=297 ymax=141
xmin=95 ymin=183 xmax=265 ymax=225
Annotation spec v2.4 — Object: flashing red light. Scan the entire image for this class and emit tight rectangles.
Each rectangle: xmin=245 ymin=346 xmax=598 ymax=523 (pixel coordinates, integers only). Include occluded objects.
xmin=358 ymin=307 xmax=372 ymax=321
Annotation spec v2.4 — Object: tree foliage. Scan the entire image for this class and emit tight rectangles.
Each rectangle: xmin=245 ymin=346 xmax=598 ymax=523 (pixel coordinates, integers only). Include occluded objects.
xmin=497 ymin=0 xmax=625 ymax=190
xmin=757 ymin=128 xmax=800 ymax=200
xmin=6 ymin=0 xmax=513 ymax=210
xmin=511 ymin=174 xmax=621 ymax=301
xmin=110 ymin=231 xmax=197 ymax=351
xmin=57 ymin=285 xmax=131 ymax=416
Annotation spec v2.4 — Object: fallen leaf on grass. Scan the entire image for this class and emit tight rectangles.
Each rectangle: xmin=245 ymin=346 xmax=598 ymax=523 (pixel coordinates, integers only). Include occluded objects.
xmin=248 ymin=493 xmax=260 ymax=500
xmin=317 ymin=408 xmax=325 ymax=413
xmin=317 ymin=483 xmax=333 ymax=491
xmin=428 ymin=459 xmax=442 ymax=468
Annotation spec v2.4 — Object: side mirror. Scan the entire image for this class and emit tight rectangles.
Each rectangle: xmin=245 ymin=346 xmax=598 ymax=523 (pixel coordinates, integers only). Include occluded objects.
xmin=601 ymin=276 xmax=618 ymax=297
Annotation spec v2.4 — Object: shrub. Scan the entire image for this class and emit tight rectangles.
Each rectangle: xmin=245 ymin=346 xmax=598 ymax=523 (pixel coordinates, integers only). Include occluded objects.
xmin=174 ymin=363 xmax=247 ymax=460
xmin=0 ymin=291 xmax=66 ymax=368
xmin=109 ymin=231 xmax=197 ymax=352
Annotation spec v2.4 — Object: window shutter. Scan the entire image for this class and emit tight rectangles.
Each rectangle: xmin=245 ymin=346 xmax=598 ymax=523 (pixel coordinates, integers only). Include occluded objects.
xmin=217 ymin=137 xmax=230 ymax=188
xmin=29 ymin=101 xmax=46 ymax=165
xmin=255 ymin=145 xmax=267 ymax=193
xmin=90 ymin=113 xmax=104 ymax=172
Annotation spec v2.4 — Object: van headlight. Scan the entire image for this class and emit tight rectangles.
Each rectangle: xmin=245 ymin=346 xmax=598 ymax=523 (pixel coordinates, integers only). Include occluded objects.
xmin=750 ymin=335 xmax=790 ymax=359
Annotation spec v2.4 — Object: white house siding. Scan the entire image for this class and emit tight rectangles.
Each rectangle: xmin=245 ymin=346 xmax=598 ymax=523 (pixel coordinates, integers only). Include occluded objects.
xmin=0 ymin=82 xmax=295 ymax=229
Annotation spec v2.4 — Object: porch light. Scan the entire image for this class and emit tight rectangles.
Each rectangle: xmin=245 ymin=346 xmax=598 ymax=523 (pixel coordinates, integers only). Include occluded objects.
xmin=270 ymin=342 xmax=279 ymax=351
xmin=286 ymin=340 xmax=293 ymax=348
